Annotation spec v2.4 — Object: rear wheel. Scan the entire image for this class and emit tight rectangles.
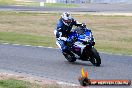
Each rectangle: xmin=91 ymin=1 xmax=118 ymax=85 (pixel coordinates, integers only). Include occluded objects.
xmin=89 ymin=47 xmax=101 ymax=66
xmin=63 ymin=52 xmax=76 ymax=62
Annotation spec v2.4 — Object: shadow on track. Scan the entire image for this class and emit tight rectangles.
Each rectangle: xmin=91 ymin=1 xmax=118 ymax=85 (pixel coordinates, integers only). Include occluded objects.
xmin=64 ymin=61 xmax=104 ymax=67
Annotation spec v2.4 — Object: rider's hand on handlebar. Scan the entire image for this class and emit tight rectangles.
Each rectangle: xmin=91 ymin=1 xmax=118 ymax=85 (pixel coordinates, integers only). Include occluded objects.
xmin=80 ymin=23 xmax=86 ymax=28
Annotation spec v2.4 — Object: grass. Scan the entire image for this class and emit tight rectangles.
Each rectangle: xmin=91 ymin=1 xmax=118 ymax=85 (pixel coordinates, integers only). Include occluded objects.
xmin=0 ymin=0 xmax=79 ymax=8
xmin=0 ymin=77 xmax=79 ymax=88
xmin=0 ymin=32 xmax=56 ymax=47
xmin=0 ymin=79 xmax=33 ymax=88
xmin=0 ymin=78 xmax=62 ymax=88
xmin=0 ymin=0 xmax=15 ymax=5
xmin=17 ymin=2 xmax=79 ymax=8
xmin=0 ymin=11 xmax=132 ymax=55
xmin=43 ymin=3 xmax=79 ymax=8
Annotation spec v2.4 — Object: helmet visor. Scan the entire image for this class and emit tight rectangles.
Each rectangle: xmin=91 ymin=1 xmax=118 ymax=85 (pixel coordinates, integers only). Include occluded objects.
xmin=63 ymin=19 xmax=72 ymax=24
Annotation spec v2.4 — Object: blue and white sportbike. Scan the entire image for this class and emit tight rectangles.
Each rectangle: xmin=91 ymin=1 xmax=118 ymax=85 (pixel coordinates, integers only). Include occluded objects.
xmin=55 ymin=26 xmax=101 ymax=66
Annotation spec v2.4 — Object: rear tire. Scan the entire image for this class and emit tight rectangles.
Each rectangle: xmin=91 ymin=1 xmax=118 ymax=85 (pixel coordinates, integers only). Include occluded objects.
xmin=89 ymin=47 xmax=101 ymax=66
xmin=63 ymin=52 xmax=76 ymax=62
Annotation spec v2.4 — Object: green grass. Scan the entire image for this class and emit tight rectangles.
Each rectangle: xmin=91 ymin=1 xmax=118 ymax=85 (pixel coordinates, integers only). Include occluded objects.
xmin=95 ymin=40 xmax=132 ymax=55
xmin=0 ymin=79 xmax=62 ymax=88
xmin=0 ymin=32 xmax=56 ymax=47
xmin=0 ymin=0 xmax=15 ymax=5
xmin=17 ymin=2 xmax=79 ymax=8
xmin=0 ymin=78 xmax=79 ymax=88
xmin=0 ymin=0 xmax=79 ymax=8
xmin=44 ymin=3 xmax=79 ymax=8
xmin=0 ymin=79 xmax=32 ymax=88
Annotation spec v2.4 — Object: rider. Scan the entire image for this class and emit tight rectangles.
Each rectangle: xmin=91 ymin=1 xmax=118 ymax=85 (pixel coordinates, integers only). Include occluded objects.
xmin=54 ymin=12 xmax=84 ymax=58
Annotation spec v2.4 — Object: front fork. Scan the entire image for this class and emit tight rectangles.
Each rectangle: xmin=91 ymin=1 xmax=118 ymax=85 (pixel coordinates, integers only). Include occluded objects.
xmin=80 ymin=45 xmax=93 ymax=59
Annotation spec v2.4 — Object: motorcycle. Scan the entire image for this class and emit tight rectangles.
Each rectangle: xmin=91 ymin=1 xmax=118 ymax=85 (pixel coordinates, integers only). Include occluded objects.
xmin=54 ymin=26 xmax=101 ymax=66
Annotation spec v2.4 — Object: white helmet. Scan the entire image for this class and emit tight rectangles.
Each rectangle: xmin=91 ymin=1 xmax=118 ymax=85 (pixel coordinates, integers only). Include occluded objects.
xmin=61 ymin=12 xmax=72 ymax=26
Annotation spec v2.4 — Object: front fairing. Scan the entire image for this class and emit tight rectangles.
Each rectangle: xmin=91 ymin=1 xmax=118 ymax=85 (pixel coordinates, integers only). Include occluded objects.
xmin=77 ymin=30 xmax=94 ymax=44
xmin=69 ymin=28 xmax=95 ymax=56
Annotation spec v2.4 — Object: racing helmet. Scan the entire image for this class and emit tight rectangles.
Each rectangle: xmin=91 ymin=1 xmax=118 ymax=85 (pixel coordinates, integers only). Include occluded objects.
xmin=61 ymin=12 xmax=72 ymax=26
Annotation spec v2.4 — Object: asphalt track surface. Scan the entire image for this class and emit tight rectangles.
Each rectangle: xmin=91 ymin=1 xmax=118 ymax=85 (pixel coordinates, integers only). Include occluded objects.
xmin=0 ymin=4 xmax=132 ymax=87
xmin=0 ymin=44 xmax=132 ymax=87
xmin=0 ymin=3 xmax=132 ymax=12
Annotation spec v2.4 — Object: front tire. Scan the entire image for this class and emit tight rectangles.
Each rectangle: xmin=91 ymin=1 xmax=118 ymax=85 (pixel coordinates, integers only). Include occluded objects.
xmin=89 ymin=47 xmax=101 ymax=66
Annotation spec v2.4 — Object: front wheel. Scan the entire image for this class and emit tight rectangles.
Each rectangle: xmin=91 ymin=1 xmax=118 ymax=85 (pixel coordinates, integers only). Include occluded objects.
xmin=89 ymin=47 xmax=101 ymax=66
